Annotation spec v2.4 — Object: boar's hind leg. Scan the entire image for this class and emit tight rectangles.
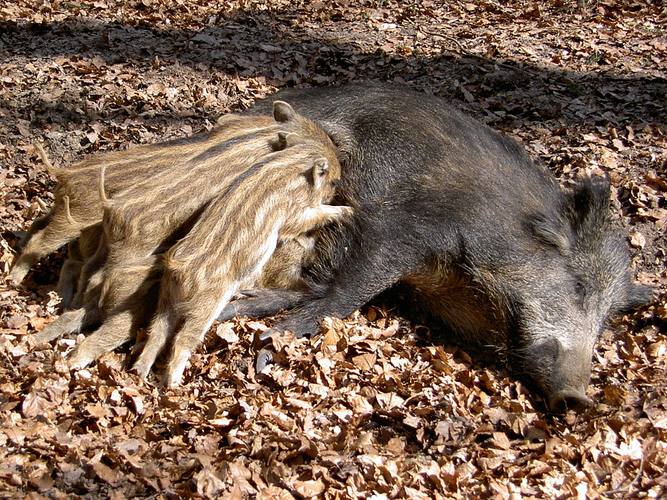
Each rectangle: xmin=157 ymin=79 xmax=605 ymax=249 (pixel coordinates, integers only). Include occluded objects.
xmin=255 ymin=231 xmax=427 ymax=371
xmin=217 ymin=289 xmax=308 ymax=321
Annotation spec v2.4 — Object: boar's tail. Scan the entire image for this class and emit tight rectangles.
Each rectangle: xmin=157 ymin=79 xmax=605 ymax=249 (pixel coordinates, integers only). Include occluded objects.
xmin=34 ymin=142 xmax=68 ymax=179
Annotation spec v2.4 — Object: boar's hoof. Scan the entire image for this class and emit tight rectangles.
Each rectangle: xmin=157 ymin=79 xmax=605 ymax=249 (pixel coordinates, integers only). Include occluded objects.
xmin=217 ymin=289 xmax=307 ymax=322
xmin=548 ymin=389 xmax=593 ymax=413
xmin=255 ymin=347 xmax=275 ymax=373
xmin=254 ymin=329 xmax=280 ymax=373
xmin=254 ymin=329 xmax=278 ymax=347
xmin=216 ymin=290 xmax=265 ymax=321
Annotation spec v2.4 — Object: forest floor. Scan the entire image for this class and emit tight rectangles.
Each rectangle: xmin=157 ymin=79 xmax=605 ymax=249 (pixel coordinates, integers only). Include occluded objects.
xmin=0 ymin=0 xmax=665 ymax=498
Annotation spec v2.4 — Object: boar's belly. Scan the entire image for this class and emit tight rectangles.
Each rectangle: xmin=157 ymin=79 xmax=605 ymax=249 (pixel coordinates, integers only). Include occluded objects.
xmin=403 ymin=262 xmax=507 ymax=344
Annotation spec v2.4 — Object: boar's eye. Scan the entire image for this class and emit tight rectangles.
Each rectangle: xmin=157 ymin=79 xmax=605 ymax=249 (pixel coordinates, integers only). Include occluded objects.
xmin=574 ymin=281 xmax=587 ymax=304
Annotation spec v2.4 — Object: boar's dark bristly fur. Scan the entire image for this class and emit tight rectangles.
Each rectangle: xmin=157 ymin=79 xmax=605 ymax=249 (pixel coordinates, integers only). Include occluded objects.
xmin=227 ymin=84 xmax=650 ymax=412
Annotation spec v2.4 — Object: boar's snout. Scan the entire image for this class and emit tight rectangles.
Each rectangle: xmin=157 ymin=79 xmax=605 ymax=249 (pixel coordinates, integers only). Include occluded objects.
xmin=548 ymin=388 xmax=593 ymax=413
xmin=515 ymin=337 xmax=594 ymax=413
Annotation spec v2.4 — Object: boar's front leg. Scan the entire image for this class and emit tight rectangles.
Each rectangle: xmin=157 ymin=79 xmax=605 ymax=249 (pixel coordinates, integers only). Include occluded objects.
xmin=254 ymin=225 xmax=428 ymax=371
xmin=217 ymin=289 xmax=309 ymax=321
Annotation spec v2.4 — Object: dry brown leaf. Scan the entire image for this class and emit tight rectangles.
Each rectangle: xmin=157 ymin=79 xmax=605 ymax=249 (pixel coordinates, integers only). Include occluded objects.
xmin=0 ymin=1 xmax=665 ymax=498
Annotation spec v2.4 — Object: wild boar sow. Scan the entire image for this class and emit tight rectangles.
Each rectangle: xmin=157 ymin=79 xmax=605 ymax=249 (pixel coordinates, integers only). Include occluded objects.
xmin=231 ymin=84 xmax=650 ymax=412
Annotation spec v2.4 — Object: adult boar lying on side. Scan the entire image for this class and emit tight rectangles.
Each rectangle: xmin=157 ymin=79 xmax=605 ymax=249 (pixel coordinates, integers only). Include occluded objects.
xmin=222 ymin=84 xmax=651 ymax=412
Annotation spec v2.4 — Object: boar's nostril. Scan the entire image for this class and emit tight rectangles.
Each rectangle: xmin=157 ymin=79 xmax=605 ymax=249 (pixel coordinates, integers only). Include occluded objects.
xmin=548 ymin=389 xmax=594 ymax=413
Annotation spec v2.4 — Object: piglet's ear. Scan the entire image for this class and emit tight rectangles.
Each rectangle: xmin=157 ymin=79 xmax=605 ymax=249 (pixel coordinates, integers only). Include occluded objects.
xmin=280 ymin=131 xmax=302 ymax=146
xmin=273 ymin=101 xmax=297 ymax=123
xmin=314 ymin=159 xmax=329 ymax=176
xmin=310 ymin=159 xmax=329 ymax=190
xmin=272 ymin=131 xmax=302 ymax=151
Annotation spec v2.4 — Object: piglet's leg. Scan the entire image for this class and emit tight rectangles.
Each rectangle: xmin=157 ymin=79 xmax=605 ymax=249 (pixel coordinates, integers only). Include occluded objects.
xmin=56 ymin=249 xmax=84 ymax=309
xmin=68 ymin=310 xmax=134 ymax=369
xmin=9 ymin=205 xmax=88 ymax=283
xmin=10 ymin=229 xmax=77 ymax=283
xmin=71 ymin=241 xmax=107 ymax=309
xmin=163 ymin=315 xmax=210 ymax=388
xmin=68 ymin=272 xmax=159 ymax=368
xmin=163 ymin=290 xmax=236 ymax=387
xmin=132 ymin=309 xmax=174 ymax=379
xmin=33 ymin=303 xmax=102 ymax=343
xmin=289 ymin=205 xmax=353 ymax=234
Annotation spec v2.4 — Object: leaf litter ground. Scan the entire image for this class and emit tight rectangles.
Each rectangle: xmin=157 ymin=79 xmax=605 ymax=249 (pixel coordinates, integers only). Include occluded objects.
xmin=0 ymin=1 xmax=665 ymax=498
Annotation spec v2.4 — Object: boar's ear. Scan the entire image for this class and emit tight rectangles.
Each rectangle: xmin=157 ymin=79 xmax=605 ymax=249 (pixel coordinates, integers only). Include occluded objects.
xmin=530 ymin=213 xmax=571 ymax=255
xmin=567 ymin=176 xmax=612 ymax=229
xmin=273 ymin=101 xmax=297 ymax=123
xmin=309 ymin=159 xmax=329 ymax=190
xmin=619 ymin=283 xmax=654 ymax=313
